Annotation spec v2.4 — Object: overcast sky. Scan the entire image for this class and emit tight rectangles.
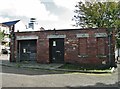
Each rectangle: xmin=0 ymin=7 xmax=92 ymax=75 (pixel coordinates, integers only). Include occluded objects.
xmin=0 ymin=0 xmax=82 ymax=30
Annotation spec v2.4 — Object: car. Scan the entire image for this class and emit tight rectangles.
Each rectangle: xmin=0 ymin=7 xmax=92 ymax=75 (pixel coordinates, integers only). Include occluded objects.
xmin=2 ymin=49 xmax=8 ymax=54
xmin=1 ymin=47 xmax=10 ymax=54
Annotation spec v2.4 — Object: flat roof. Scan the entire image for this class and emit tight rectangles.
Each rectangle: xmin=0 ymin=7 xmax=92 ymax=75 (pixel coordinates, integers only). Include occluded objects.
xmin=15 ymin=27 xmax=107 ymax=33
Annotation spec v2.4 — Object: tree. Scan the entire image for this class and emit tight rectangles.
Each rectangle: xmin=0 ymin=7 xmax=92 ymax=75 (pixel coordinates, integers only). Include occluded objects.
xmin=73 ymin=1 xmax=120 ymax=29
xmin=73 ymin=1 xmax=120 ymax=65
xmin=0 ymin=31 xmax=4 ymax=41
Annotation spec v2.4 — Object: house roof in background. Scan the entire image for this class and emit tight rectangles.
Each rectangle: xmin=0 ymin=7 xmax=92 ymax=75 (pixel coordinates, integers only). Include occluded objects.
xmin=0 ymin=23 xmax=8 ymax=27
xmin=1 ymin=20 xmax=20 ymax=27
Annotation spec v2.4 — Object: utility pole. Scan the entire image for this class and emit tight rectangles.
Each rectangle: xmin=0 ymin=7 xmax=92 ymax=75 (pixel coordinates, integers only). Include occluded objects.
xmin=106 ymin=2 xmax=112 ymax=67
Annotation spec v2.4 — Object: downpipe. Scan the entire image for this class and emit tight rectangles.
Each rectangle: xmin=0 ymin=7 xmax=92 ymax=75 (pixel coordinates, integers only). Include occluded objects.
xmin=108 ymin=33 xmax=112 ymax=67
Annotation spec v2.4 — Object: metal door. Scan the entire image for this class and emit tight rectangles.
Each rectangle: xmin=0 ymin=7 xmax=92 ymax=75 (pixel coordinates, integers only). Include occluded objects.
xmin=49 ymin=39 xmax=64 ymax=63
xmin=19 ymin=40 xmax=36 ymax=61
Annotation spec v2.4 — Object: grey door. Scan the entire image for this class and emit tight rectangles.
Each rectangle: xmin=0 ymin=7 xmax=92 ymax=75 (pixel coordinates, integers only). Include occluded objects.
xmin=19 ymin=40 xmax=36 ymax=61
xmin=49 ymin=39 xmax=64 ymax=63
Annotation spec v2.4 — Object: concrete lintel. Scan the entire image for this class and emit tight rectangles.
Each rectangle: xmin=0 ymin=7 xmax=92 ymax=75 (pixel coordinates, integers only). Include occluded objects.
xmin=47 ymin=35 xmax=66 ymax=38
xmin=16 ymin=35 xmax=38 ymax=40
xmin=76 ymin=33 xmax=89 ymax=38
xmin=95 ymin=33 xmax=107 ymax=37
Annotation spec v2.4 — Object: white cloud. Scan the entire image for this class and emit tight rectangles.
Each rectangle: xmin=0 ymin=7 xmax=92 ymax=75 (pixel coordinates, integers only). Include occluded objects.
xmin=0 ymin=0 xmax=58 ymax=21
xmin=0 ymin=17 xmax=10 ymax=23
xmin=53 ymin=0 xmax=80 ymax=10
xmin=0 ymin=0 xmax=80 ymax=30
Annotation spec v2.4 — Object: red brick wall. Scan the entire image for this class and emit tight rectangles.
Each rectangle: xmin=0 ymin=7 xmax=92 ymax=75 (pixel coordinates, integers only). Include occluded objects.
xmin=11 ymin=28 xmax=115 ymax=67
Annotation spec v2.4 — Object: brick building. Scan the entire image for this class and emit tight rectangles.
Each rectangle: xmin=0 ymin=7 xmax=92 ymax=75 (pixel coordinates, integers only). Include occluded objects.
xmin=10 ymin=28 xmax=116 ymax=68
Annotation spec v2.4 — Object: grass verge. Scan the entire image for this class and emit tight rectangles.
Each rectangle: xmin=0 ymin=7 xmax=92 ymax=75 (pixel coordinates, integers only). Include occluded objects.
xmin=59 ymin=63 xmax=111 ymax=73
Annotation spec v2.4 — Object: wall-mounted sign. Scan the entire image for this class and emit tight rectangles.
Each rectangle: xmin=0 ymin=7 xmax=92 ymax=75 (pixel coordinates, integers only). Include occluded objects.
xmin=53 ymin=41 xmax=56 ymax=46
xmin=23 ymin=48 xmax=26 ymax=53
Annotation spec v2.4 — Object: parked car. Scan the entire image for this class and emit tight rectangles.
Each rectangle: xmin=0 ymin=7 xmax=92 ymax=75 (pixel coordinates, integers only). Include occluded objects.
xmin=1 ymin=45 xmax=10 ymax=54
xmin=1 ymin=40 xmax=10 ymax=54
xmin=2 ymin=49 xmax=8 ymax=54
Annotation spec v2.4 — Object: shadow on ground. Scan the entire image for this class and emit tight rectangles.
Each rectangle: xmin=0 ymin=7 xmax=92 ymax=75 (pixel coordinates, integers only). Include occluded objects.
xmin=1 ymin=82 xmax=120 ymax=89
xmin=65 ymin=81 xmax=120 ymax=89
xmin=1 ymin=59 xmax=119 ymax=75
xmin=1 ymin=59 xmax=67 ymax=75
xmin=2 ymin=65 xmax=66 ymax=75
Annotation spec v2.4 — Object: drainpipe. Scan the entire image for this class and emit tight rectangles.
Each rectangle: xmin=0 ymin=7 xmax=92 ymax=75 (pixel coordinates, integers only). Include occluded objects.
xmin=108 ymin=32 xmax=112 ymax=67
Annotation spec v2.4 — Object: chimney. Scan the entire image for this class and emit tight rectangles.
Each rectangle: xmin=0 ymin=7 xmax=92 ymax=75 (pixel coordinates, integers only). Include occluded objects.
xmin=40 ymin=27 xmax=45 ymax=31
xmin=28 ymin=18 xmax=36 ymax=30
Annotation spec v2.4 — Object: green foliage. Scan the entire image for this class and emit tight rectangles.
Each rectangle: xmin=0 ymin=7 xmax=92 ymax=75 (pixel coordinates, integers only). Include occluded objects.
xmin=16 ymin=63 xmax=21 ymax=68
xmin=60 ymin=63 xmax=110 ymax=70
xmin=0 ymin=31 xmax=4 ymax=41
xmin=116 ymin=38 xmax=120 ymax=48
xmin=73 ymin=1 xmax=120 ymax=29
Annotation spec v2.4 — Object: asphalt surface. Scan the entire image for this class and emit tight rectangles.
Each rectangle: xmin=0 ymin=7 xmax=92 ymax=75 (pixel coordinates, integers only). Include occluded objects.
xmin=0 ymin=55 xmax=119 ymax=87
